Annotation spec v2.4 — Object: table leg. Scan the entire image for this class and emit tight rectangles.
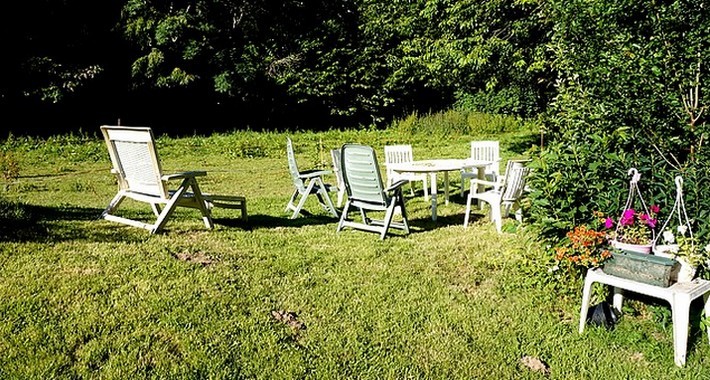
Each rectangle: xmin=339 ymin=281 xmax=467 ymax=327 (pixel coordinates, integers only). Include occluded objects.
xmin=430 ymin=172 xmax=438 ymax=221
xmin=579 ymin=277 xmax=594 ymax=333
xmin=612 ymin=287 xmax=624 ymax=311
xmin=444 ymin=171 xmax=450 ymax=205
xmin=671 ymin=293 xmax=691 ymax=367
xmin=477 ymin=166 xmax=486 ymax=209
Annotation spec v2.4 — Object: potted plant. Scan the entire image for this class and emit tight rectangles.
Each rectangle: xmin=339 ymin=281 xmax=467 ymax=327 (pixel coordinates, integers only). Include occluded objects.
xmin=555 ymin=223 xmax=613 ymax=269
xmin=657 ymin=225 xmax=710 ymax=282
xmin=605 ymin=205 xmax=659 ymax=254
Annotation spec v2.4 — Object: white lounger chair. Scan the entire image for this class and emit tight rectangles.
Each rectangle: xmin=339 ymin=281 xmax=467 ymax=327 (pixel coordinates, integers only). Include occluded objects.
xmin=100 ymin=125 xmax=246 ymax=234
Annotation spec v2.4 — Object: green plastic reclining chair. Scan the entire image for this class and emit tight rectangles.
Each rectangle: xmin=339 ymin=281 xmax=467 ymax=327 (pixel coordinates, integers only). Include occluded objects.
xmin=336 ymin=143 xmax=410 ymax=239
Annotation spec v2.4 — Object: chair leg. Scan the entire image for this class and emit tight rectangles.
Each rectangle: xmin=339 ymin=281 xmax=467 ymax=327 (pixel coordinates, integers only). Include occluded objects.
xmin=285 ymin=189 xmax=299 ymax=212
xmin=152 ymin=178 xmax=191 ymax=234
xmin=102 ymin=192 xmax=126 ymax=217
xmin=187 ymin=178 xmax=214 ymax=229
xmin=671 ymin=295 xmax=692 ymax=367
xmin=463 ymin=194 xmax=473 ymax=228
xmin=491 ymin=202 xmax=503 ymax=233
xmin=290 ymin=180 xmax=317 ymax=219
xmin=315 ymin=179 xmax=338 ymax=217
xmin=381 ymin=199 xmax=397 ymax=240
xmin=398 ymin=195 xmax=410 ymax=234
xmin=337 ymin=201 xmax=351 ymax=233
xmin=578 ymin=274 xmax=594 ymax=333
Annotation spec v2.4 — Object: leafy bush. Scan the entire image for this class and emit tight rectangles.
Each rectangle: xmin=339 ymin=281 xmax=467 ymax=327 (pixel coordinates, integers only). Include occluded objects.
xmin=527 ymin=1 xmax=710 ymax=279
xmin=390 ymin=109 xmax=527 ymax=137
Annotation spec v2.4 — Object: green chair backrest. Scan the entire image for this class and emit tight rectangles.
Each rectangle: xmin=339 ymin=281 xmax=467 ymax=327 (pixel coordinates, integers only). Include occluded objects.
xmin=340 ymin=143 xmax=388 ymax=207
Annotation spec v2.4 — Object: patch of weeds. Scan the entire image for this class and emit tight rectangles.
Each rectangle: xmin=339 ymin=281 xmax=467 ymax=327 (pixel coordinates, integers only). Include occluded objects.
xmin=650 ymin=305 xmax=672 ymax=329
xmin=64 ymin=180 xmax=95 ymax=193
xmin=0 ymin=151 xmax=20 ymax=190
xmin=15 ymin=183 xmax=48 ymax=193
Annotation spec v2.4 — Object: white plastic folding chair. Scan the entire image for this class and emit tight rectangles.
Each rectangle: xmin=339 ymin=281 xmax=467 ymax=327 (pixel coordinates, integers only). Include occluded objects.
xmin=337 ymin=143 xmax=410 ymax=239
xmin=383 ymin=144 xmax=429 ymax=201
xmin=285 ymin=137 xmax=339 ymax=219
xmin=100 ymin=125 xmax=246 ymax=234
xmin=330 ymin=148 xmax=346 ymax=207
xmin=461 ymin=140 xmax=500 ymax=194
xmin=463 ymin=165 xmax=530 ymax=232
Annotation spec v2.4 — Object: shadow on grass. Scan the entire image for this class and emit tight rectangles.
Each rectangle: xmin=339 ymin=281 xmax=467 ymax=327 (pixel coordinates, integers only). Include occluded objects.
xmin=506 ymin=131 xmax=540 ymax=155
xmin=0 ymin=200 xmax=138 ymax=243
xmin=616 ymin=292 xmax=709 ymax=354
xmin=214 ymin=212 xmax=338 ymax=231
xmin=0 ymin=195 xmax=486 ymax=242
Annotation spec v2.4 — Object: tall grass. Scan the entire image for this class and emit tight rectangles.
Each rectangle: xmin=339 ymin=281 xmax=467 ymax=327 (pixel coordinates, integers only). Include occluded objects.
xmin=1 ymin=114 xmax=709 ymax=379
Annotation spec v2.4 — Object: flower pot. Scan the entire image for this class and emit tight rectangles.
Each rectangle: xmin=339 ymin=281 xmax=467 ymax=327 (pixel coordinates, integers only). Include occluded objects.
xmin=611 ymin=240 xmax=652 ymax=254
xmin=653 ymin=244 xmax=679 ymax=259
xmin=676 ymin=257 xmax=697 ymax=283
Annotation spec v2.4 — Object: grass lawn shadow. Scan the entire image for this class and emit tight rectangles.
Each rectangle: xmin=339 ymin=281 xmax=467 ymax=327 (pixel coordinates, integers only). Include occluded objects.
xmin=215 ymin=213 xmax=339 ymax=230
xmin=0 ymin=201 xmax=109 ymax=242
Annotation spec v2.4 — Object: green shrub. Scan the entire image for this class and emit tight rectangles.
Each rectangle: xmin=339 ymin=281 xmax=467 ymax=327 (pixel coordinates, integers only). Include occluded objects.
xmin=390 ymin=109 xmax=527 ymax=137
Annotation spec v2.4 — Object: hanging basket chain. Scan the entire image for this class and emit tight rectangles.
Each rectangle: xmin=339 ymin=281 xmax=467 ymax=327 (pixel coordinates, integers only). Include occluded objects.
xmin=653 ymin=176 xmax=694 ymax=250
xmin=616 ymin=168 xmax=656 ymax=244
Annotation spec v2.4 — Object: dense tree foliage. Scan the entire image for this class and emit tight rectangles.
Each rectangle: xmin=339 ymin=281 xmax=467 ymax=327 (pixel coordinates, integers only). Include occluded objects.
xmin=526 ymin=0 xmax=710 ymax=242
xmin=1 ymin=0 xmax=552 ymax=133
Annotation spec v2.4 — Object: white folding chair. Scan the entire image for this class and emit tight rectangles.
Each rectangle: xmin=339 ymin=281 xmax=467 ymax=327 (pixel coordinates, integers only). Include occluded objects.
xmin=464 ymin=165 xmax=530 ymax=232
xmin=285 ymin=137 xmax=339 ymax=219
xmin=330 ymin=148 xmax=346 ymax=207
xmin=337 ymin=144 xmax=410 ymax=239
xmin=461 ymin=140 xmax=500 ymax=194
xmin=100 ymin=125 xmax=246 ymax=234
xmin=383 ymin=144 xmax=429 ymax=201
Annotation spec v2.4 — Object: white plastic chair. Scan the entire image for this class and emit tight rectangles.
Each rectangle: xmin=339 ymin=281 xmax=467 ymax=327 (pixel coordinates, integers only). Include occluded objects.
xmin=463 ymin=165 xmax=530 ymax=232
xmin=285 ymin=137 xmax=339 ymax=219
xmin=461 ymin=141 xmax=500 ymax=194
xmin=337 ymin=144 xmax=410 ymax=239
xmin=330 ymin=148 xmax=346 ymax=207
xmin=383 ymin=145 xmax=429 ymax=201
xmin=100 ymin=125 xmax=246 ymax=234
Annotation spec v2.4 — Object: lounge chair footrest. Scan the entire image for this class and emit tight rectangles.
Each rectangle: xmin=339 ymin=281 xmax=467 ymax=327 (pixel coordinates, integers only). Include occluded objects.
xmin=203 ymin=194 xmax=248 ymax=220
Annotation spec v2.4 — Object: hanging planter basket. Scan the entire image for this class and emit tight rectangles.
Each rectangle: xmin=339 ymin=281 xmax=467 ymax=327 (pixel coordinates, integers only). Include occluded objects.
xmin=611 ymin=240 xmax=653 ymax=254
xmin=602 ymin=169 xmax=678 ymax=286
xmin=653 ymin=176 xmax=697 ymax=283
xmin=609 ymin=168 xmax=656 ymax=254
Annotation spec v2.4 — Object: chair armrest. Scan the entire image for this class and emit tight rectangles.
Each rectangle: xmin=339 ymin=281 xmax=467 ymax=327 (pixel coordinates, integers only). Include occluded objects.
xmin=299 ymin=169 xmax=332 ymax=179
xmin=470 ymin=178 xmax=498 ymax=188
xmin=385 ymin=179 xmax=409 ymax=192
xmin=162 ymin=171 xmax=207 ymax=181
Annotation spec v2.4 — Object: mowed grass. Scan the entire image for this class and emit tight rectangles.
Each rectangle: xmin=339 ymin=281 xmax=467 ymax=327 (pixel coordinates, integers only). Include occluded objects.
xmin=1 ymin=127 xmax=710 ymax=379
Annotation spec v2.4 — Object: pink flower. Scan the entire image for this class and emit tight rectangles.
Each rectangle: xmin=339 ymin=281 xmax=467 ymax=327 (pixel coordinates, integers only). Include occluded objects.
xmin=650 ymin=204 xmax=660 ymax=214
xmin=622 ymin=209 xmax=636 ymax=219
xmin=648 ymin=218 xmax=657 ymax=228
xmin=604 ymin=217 xmax=614 ymax=229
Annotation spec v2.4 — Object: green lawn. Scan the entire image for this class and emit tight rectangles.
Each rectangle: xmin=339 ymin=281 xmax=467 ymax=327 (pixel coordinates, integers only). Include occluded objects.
xmin=1 ymin=128 xmax=709 ymax=379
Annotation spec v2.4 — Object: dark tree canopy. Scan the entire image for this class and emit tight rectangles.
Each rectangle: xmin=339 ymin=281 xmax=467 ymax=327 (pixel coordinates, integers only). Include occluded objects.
xmin=1 ymin=0 xmax=552 ymax=135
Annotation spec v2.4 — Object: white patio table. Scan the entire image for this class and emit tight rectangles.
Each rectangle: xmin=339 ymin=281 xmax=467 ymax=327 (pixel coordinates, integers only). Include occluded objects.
xmin=389 ymin=159 xmax=491 ymax=221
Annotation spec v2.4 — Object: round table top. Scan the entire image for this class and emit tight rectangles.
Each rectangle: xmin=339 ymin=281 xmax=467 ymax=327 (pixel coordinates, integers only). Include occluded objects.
xmin=389 ymin=159 xmax=490 ymax=173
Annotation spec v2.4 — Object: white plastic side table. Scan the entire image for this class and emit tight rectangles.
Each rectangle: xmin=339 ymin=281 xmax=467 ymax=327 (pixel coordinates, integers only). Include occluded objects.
xmin=579 ymin=268 xmax=710 ymax=367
